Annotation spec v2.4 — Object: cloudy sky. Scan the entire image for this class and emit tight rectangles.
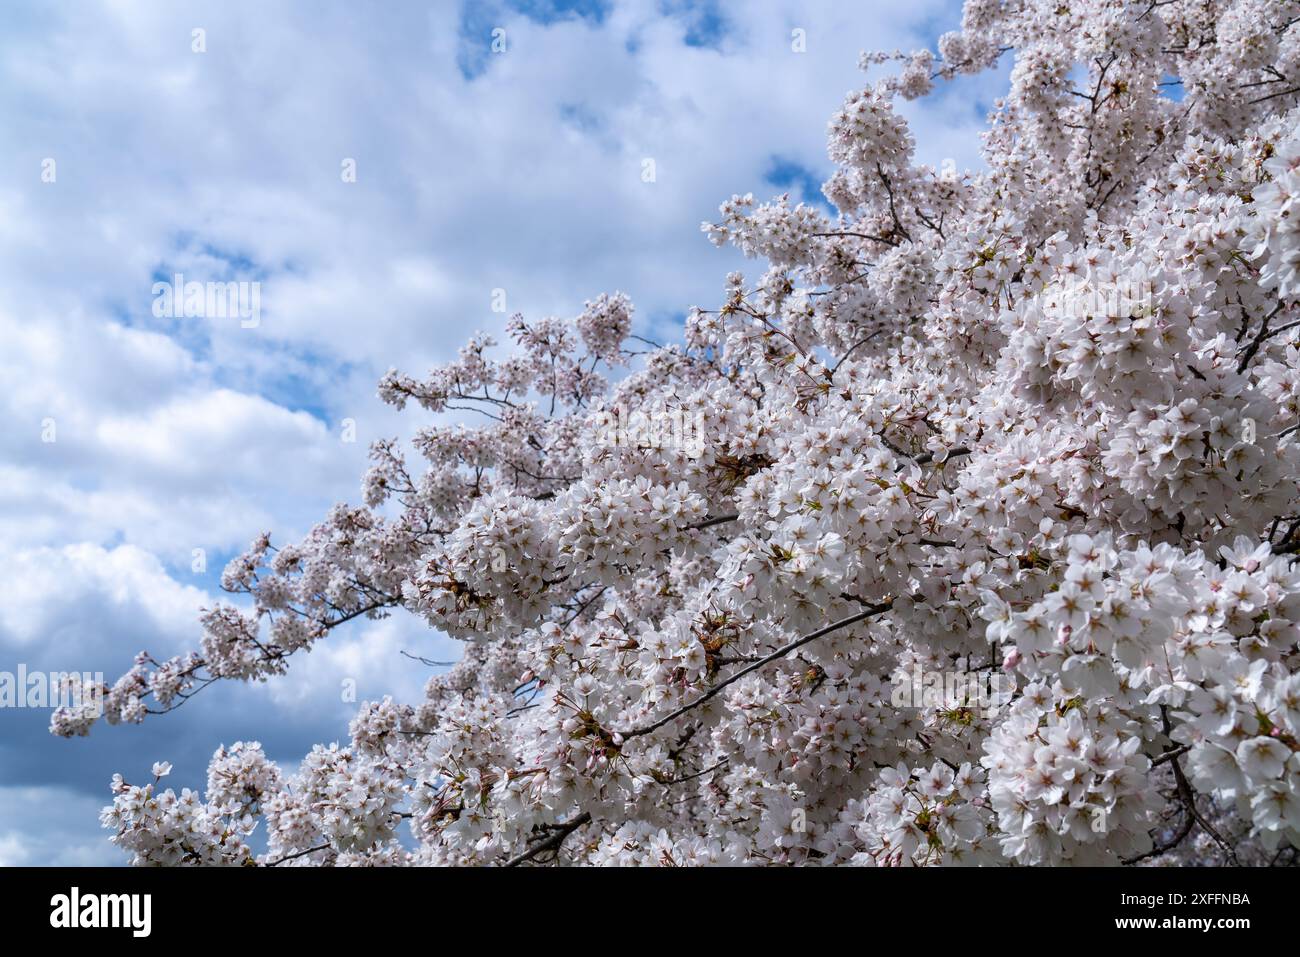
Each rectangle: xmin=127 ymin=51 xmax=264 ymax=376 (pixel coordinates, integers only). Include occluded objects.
xmin=0 ymin=0 xmax=1000 ymax=864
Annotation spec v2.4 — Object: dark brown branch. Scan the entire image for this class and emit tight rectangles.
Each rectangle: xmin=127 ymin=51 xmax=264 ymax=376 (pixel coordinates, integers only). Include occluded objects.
xmin=266 ymin=842 xmax=331 ymax=866
xmin=876 ymin=163 xmax=913 ymax=242
xmin=615 ymin=602 xmax=893 ymax=740
xmin=1237 ymin=304 xmax=1288 ymax=373
xmin=503 ymin=812 xmax=592 ymax=866
xmin=915 ymin=446 xmax=971 ymax=465
xmin=1250 ymin=86 xmax=1300 ymax=104
xmin=1122 ymin=809 xmax=1195 ymax=865
xmin=660 ymin=759 xmax=729 ymax=787
xmin=683 ymin=513 xmax=740 ymax=531
xmin=1150 ymin=743 xmax=1192 ymax=767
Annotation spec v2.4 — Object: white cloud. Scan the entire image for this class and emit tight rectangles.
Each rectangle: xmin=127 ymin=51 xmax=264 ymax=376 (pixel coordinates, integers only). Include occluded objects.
xmin=0 ymin=543 xmax=207 ymax=653
xmin=94 ymin=389 xmax=332 ymax=482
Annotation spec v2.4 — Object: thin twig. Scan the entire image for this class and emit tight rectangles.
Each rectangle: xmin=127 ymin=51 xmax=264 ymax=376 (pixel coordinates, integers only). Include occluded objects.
xmin=401 ymin=650 xmax=457 ymax=667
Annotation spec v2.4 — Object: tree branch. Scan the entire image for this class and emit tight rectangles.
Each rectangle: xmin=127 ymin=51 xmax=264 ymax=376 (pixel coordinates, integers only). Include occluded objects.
xmin=503 ymin=812 xmax=592 ymax=866
xmin=266 ymin=842 xmax=331 ymax=867
xmin=682 ymin=513 xmax=740 ymax=531
xmin=615 ymin=601 xmax=893 ymax=740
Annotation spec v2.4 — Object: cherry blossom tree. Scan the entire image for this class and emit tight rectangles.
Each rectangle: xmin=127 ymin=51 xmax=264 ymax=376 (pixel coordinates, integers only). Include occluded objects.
xmin=60 ymin=0 xmax=1300 ymax=867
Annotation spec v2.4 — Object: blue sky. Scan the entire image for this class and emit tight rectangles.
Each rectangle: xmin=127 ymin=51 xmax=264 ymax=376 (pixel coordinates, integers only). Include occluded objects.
xmin=0 ymin=0 xmax=996 ymax=864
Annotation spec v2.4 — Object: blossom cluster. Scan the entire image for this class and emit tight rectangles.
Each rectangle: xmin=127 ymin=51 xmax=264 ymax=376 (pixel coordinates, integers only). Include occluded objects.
xmin=70 ymin=0 xmax=1300 ymax=867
